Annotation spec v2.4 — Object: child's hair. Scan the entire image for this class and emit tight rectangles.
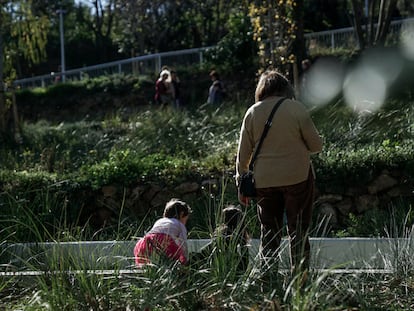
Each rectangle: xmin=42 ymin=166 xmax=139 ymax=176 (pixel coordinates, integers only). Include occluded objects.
xmin=215 ymin=204 xmax=249 ymax=241
xmin=223 ymin=205 xmax=244 ymax=231
xmin=163 ymin=198 xmax=192 ymax=219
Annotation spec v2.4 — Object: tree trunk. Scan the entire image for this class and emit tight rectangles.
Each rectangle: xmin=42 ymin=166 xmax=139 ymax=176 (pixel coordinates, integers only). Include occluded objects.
xmin=0 ymin=30 xmax=6 ymax=135
xmin=291 ymin=0 xmax=306 ymax=71
xmin=350 ymin=0 xmax=366 ymax=50
xmin=368 ymin=0 xmax=377 ymax=44
xmin=375 ymin=0 xmax=397 ymax=45
xmin=11 ymin=87 xmax=21 ymax=143
xmin=352 ymin=0 xmax=397 ymax=49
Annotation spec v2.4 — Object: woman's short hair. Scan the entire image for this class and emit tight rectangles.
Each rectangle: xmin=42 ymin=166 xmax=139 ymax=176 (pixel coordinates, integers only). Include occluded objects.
xmin=255 ymin=70 xmax=295 ymax=102
xmin=163 ymin=198 xmax=192 ymax=218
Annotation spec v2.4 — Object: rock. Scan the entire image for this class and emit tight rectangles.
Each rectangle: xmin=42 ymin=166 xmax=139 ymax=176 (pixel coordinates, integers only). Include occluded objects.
xmin=129 ymin=199 xmax=151 ymax=217
xmin=316 ymin=194 xmax=343 ymax=204
xmin=356 ymin=195 xmax=379 ymax=213
xmin=201 ymin=179 xmax=219 ymax=193
xmin=336 ymin=198 xmax=353 ymax=216
xmin=318 ymin=203 xmax=338 ymax=228
xmin=367 ymin=174 xmax=398 ymax=194
xmin=387 ymin=187 xmax=402 ymax=197
xmin=143 ymin=184 xmax=162 ymax=202
xmin=345 ymin=186 xmax=365 ymax=196
xmin=102 ymin=185 xmax=117 ymax=197
xmin=131 ymin=185 xmax=146 ymax=201
xmin=175 ymin=182 xmax=199 ymax=194
xmin=151 ymin=189 xmax=175 ymax=209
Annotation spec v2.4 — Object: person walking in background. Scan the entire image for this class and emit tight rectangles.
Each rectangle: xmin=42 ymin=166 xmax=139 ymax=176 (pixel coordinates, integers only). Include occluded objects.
xmin=154 ymin=69 xmax=173 ymax=108
xmin=207 ymin=70 xmax=226 ymax=105
xmin=134 ymin=198 xmax=192 ymax=266
xmin=299 ymin=58 xmax=312 ymax=100
xmin=170 ymin=70 xmax=182 ymax=109
xmin=235 ymin=70 xmax=323 ymax=278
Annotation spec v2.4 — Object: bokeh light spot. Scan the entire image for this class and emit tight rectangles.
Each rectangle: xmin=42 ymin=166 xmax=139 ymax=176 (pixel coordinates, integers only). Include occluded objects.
xmin=359 ymin=48 xmax=403 ymax=85
xmin=343 ymin=66 xmax=387 ymax=113
xmin=300 ymin=58 xmax=345 ymax=107
xmin=400 ymin=20 xmax=414 ymax=60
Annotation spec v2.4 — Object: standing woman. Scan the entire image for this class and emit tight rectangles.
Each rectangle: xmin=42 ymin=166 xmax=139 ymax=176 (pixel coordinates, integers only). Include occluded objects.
xmin=154 ymin=69 xmax=173 ymax=108
xmin=236 ymin=70 xmax=322 ymax=274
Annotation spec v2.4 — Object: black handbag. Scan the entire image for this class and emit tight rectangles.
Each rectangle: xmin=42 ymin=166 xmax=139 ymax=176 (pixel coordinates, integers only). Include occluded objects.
xmin=239 ymin=97 xmax=287 ymax=197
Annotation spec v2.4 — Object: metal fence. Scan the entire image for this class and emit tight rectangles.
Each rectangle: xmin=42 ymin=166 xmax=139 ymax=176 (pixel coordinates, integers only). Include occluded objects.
xmin=13 ymin=18 xmax=414 ymax=89
xmin=304 ymin=17 xmax=414 ymax=50
xmin=14 ymin=47 xmax=211 ymax=89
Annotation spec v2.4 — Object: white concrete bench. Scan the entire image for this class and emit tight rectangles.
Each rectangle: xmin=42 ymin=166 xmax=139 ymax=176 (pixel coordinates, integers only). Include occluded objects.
xmin=1 ymin=238 xmax=412 ymax=272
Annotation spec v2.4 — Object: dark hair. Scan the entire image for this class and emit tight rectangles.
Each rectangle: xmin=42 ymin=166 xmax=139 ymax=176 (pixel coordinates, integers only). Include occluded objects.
xmin=209 ymin=70 xmax=219 ymax=80
xmin=222 ymin=205 xmax=244 ymax=231
xmin=255 ymin=70 xmax=295 ymax=102
xmin=163 ymin=198 xmax=192 ymax=219
xmin=301 ymin=59 xmax=311 ymax=71
xmin=215 ymin=205 xmax=249 ymax=242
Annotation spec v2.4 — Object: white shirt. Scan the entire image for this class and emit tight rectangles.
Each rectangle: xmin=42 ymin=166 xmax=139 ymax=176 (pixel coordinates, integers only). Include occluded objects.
xmin=148 ymin=217 xmax=188 ymax=257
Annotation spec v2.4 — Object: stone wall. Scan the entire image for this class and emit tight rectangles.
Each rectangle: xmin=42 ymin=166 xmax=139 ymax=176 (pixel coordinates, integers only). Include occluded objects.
xmin=314 ymin=169 xmax=414 ymax=229
xmin=85 ymin=168 xmax=414 ymax=230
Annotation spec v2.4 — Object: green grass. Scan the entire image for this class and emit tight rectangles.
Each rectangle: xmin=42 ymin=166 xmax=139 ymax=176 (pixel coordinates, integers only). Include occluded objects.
xmin=1 ymin=184 xmax=414 ymax=309
xmin=1 ymin=211 xmax=413 ymax=310
xmin=2 ymin=46 xmax=414 ymax=309
xmin=1 ymin=91 xmax=414 ymax=241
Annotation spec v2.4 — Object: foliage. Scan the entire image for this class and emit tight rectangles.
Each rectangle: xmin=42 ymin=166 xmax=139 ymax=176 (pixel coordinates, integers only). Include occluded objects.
xmin=248 ymin=0 xmax=299 ymax=73
xmin=1 ymin=0 xmax=49 ymax=82
xmin=1 ymin=211 xmax=414 ymax=310
xmin=343 ymin=202 xmax=414 ymax=237
xmin=0 ymin=0 xmax=51 ymax=139
xmin=304 ymin=0 xmax=351 ymax=31
xmin=73 ymin=73 xmax=146 ymax=95
xmin=349 ymin=0 xmax=398 ymax=49
xmin=203 ymin=9 xmax=258 ymax=74
xmin=311 ymin=97 xmax=414 ymax=189
xmin=82 ymin=150 xmax=196 ymax=188
xmin=113 ymin=0 xmax=246 ymax=55
xmin=2 ymin=73 xmax=414 ymax=241
xmin=1 ymin=120 xmax=113 ymax=172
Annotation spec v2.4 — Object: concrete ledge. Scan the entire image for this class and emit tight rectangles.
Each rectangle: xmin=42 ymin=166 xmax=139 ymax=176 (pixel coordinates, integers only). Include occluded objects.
xmin=0 ymin=268 xmax=394 ymax=278
xmin=1 ymin=238 xmax=413 ymax=271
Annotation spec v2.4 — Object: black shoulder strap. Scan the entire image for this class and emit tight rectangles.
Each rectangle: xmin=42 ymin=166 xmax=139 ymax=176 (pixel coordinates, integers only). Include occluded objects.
xmin=248 ymin=97 xmax=287 ymax=171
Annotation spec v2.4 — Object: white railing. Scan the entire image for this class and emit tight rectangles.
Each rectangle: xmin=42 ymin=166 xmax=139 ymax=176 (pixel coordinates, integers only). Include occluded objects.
xmin=13 ymin=18 xmax=414 ymax=89
xmin=304 ymin=17 xmax=414 ymax=50
xmin=14 ymin=47 xmax=211 ymax=89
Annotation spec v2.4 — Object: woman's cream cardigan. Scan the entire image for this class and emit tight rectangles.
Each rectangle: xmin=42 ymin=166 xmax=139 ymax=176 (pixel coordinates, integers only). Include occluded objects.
xmin=236 ymin=96 xmax=323 ymax=188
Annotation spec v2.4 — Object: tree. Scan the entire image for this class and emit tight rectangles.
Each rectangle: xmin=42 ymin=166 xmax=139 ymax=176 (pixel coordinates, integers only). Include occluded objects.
xmin=76 ymin=0 xmax=118 ymax=63
xmin=397 ymin=0 xmax=414 ymax=16
xmin=113 ymin=0 xmax=242 ymax=57
xmin=249 ymin=0 xmax=306 ymax=83
xmin=350 ymin=0 xmax=398 ymax=49
xmin=114 ymin=0 xmax=193 ymax=56
xmin=204 ymin=6 xmax=258 ymax=74
xmin=304 ymin=0 xmax=350 ymax=31
xmin=0 ymin=0 xmax=49 ymax=137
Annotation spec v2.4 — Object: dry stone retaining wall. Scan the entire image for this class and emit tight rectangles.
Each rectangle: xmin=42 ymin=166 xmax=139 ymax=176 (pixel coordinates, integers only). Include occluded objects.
xmin=86 ymin=168 xmax=414 ymax=230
